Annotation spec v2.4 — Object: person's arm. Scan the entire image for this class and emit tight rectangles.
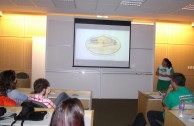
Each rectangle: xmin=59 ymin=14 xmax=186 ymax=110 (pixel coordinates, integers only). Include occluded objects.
xmin=156 ymin=67 xmax=159 ymax=76
xmin=163 ymin=67 xmax=174 ymax=78
xmin=161 ymin=84 xmax=174 ymax=108
xmin=156 ymin=67 xmax=166 ymax=77
xmin=45 ymin=87 xmax=51 ymax=98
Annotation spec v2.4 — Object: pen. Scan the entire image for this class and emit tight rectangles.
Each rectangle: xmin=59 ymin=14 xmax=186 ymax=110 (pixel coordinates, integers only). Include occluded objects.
xmin=158 ymin=91 xmax=163 ymax=96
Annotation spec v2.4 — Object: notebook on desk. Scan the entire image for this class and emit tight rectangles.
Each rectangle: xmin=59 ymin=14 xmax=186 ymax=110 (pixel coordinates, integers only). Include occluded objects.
xmin=149 ymin=94 xmax=163 ymax=99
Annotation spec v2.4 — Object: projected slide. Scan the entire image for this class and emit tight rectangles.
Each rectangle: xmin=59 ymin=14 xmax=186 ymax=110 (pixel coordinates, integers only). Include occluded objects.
xmin=86 ymin=34 xmax=121 ymax=55
xmin=73 ymin=18 xmax=131 ymax=68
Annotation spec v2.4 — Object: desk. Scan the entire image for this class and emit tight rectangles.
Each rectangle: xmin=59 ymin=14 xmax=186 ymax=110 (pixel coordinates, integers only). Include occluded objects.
xmin=165 ymin=109 xmax=194 ymax=126
xmin=0 ymin=107 xmax=94 ymax=126
xmin=17 ymin=88 xmax=92 ymax=110
xmin=138 ymin=91 xmax=163 ymax=125
xmin=0 ymin=107 xmax=53 ymax=126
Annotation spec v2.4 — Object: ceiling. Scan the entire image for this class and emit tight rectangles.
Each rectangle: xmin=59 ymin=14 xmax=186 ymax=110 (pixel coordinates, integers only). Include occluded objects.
xmin=0 ymin=0 xmax=194 ymax=23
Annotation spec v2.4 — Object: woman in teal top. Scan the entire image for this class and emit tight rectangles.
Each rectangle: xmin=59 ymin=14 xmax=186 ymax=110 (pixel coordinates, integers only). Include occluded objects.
xmin=156 ymin=58 xmax=174 ymax=91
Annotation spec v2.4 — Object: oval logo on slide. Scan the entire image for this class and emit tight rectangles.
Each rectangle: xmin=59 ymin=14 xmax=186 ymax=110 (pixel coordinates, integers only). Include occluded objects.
xmin=85 ymin=35 xmax=121 ymax=55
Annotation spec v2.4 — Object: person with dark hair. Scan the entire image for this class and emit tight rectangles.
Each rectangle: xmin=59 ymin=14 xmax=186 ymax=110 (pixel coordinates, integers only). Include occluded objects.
xmin=29 ymin=78 xmax=56 ymax=108
xmin=147 ymin=73 xmax=194 ymax=126
xmin=0 ymin=70 xmax=28 ymax=105
xmin=50 ymin=98 xmax=85 ymax=126
xmin=0 ymin=80 xmax=16 ymax=106
xmin=156 ymin=58 xmax=174 ymax=91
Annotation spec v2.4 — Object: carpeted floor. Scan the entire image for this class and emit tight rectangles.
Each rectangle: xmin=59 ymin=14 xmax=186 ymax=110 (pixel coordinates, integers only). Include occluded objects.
xmin=92 ymin=99 xmax=138 ymax=126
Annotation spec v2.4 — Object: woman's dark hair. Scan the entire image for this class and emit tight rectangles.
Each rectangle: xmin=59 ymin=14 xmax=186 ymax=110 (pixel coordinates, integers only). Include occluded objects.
xmin=172 ymin=73 xmax=186 ymax=87
xmin=0 ymin=80 xmax=7 ymax=96
xmin=0 ymin=70 xmax=16 ymax=90
xmin=50 ymin=98 xmax=85 ymax=126
xmin=163 ymin=58 xmax=172 ymax=68
xmin=33 ymin=78 xmax=50 ymax=93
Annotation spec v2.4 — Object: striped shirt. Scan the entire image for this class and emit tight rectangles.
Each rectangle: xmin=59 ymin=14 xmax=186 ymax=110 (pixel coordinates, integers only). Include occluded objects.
xmin=29 ymin=94 xmax=56 ymax=108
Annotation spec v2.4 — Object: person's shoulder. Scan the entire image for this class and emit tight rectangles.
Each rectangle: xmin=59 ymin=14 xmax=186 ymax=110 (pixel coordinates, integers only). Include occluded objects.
xmin=0 ymin=95 xmax=17 ymax=106
xmin=9 ymin=89 xmax=22 ymax=95
xmin=158 ymin=65 xmax=163 ymax=68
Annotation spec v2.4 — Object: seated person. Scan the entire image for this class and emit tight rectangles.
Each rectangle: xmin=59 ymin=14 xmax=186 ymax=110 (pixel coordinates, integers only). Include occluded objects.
xmin=147 ymin=73 xmax=194 ymax=126
xmin=50 ymin=98 xmax=85 ymax=126
xmin=0 ymin=80 xmax=16 ymax=106
xmin=0 ymin=70 xmax=27 ymax=105
xmin=29 ymin=78 xmax=56 ymax=108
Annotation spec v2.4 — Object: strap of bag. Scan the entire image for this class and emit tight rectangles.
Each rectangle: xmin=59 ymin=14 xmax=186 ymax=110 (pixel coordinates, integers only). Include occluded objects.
xmin=11 ymin=118 xmax=25 ymax=126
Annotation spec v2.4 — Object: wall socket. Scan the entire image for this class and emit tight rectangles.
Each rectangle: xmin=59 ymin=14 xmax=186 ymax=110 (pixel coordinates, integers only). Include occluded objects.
xmin=188 ymin=66 xmax=194 ymax=69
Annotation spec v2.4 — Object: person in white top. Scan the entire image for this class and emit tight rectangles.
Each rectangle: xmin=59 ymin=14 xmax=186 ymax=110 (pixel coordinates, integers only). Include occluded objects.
xmin=156 ymin=58 xmax=174 ymax=91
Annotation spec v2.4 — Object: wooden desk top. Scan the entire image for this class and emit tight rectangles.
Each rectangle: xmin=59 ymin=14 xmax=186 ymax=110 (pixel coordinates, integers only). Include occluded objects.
xmin=0 ymin=106 xmax=94 ymax=126
xmin=165 ymin=109 xmax=194 ymax=126
xmin=17 ymin=88 xmax=93 ymax=109
xmin=139 ymin=91 xmax=163 ymax=100
xmin=17 ymin=88 xmax=92 ymax=100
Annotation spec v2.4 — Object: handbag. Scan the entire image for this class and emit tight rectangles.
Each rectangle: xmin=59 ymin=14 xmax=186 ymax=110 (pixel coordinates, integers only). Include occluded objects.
xmin=11 ymin=101 xmax=47 ymax=126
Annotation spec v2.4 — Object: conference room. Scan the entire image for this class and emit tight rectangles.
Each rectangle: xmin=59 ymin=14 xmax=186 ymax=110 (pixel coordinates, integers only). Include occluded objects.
xmin=0 ymin=0 xmax=194 ymax=126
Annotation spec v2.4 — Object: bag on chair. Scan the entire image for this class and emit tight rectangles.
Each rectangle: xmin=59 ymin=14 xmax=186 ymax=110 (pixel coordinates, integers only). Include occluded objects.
xmin=11 ymin=101 xmax=47 ymax=126
xmin=131 ymin=113 xmax=147 ymax=126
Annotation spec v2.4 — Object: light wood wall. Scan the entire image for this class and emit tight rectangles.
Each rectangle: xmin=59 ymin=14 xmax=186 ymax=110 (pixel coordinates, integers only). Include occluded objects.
xmin=0 ymin=14 xmax=46 ymax=80
xmin=154 ymin=22 xmax=194 ymax=91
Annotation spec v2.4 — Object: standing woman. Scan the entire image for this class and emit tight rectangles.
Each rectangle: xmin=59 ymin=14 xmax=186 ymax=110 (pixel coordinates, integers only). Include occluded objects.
xmin=156 ymin=58 xmax=174 ymax=91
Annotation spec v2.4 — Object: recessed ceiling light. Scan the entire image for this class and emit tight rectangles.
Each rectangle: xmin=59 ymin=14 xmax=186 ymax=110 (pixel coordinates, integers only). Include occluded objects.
xmin=120 ymin=0 xmax=146 ymax=6
xmin=182 ymin=3 xmax=194 ymax=10
xmin=55 ymin=0 xmax=74 ymax=1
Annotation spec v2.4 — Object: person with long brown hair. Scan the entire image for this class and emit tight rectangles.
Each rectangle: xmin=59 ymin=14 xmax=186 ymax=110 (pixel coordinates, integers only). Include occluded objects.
xmin=0 ymin=80 xmax=16 ymax=106
xmin=0 ymin=70 xmax=28 ymax=105
xmin=50 ymin=98 xmax=85 ymax=126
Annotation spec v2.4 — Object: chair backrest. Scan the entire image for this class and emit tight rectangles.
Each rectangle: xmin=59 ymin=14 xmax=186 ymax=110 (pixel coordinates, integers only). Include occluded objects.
xmin=23 ymin=100 xmax=48 ymax=108
xmin=16 ymin=72 xmax=29 ymax=79
xmin=54 ymin=92 xmax=70 ymax=106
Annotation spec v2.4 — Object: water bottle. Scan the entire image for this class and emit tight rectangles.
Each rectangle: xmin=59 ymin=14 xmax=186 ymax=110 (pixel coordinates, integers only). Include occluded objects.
xmin=179 ymin=99 xmax=185 ymax=117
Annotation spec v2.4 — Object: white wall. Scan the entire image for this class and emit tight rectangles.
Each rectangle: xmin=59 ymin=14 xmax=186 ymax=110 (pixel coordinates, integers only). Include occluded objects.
xmin=32 ymin=37 xmax=46 ymax=86
xmin=46 ymin=15 xmax=155 ymax=99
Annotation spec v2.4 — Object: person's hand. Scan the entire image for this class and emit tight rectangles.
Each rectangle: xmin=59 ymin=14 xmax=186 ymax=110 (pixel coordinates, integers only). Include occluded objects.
xmin=46 ymin=87 xmax=51 ymax=95
xmin=44 ymin=87 xmax=51 ymax=98
xmin=167 ymin=84 xmax=173 ymax=93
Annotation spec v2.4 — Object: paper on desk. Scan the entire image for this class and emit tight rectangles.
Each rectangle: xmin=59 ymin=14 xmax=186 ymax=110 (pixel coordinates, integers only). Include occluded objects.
xmin=149 ymin=94 xmax=163 ymax=99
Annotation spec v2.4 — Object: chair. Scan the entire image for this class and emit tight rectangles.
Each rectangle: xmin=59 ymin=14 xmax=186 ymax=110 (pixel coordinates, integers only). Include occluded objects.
xmin=23 ymin=100 xmax=48 ymax=108
xmin=54 ymin=92 xmax=70 ymax=106
xmin=16 ymin=72 xmax=29 ymax=79
xmin=16 ymin=72 xmax=30 ymax=88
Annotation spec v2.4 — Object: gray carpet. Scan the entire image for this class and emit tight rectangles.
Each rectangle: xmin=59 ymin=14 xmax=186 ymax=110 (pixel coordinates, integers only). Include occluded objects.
xmin=92 ymin=99 xmax=138 ymax=126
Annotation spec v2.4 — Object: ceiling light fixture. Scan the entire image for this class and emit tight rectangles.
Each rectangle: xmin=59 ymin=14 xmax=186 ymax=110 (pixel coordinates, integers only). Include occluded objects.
xmin=55 ymin=0 xmax=74 ymax=1
xmin=182 ymin=3 xmax=194 ymax=10
xmin=97 ymin=15 xmax=108 ymax=19
xmin=120 ymin=0 xmax=147 ymax=6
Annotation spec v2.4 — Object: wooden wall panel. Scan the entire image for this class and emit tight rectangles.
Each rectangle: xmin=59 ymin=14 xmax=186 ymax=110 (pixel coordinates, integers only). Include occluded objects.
xmin=154 ymin=22 xmax=194 ymax=91
xmin=0 ymin=16 xmax=24 ymax=36
xmin=153 ymin=44 xmax=168 ymax=90
xmin=0 ymin=14 xmax=46 ymax=80
xmin=24 ymin=17 xmax=46 ymax=37
xmin=186 ymin=76 xmax=194 ymax=91
xmin=0 ymin=37 xmax=23 ymax=70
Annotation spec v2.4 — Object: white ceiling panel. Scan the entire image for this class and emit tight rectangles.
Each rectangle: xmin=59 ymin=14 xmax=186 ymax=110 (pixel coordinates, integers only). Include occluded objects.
xmin=11 ymin=0 xmax=34 ymax=6
xmin=32 ymin=0 xmax=55 ymax=8
xmin=0 ymin=0 xmax=193 ymax=22
xmin=75 ymin=0 xmax=97 ymax=10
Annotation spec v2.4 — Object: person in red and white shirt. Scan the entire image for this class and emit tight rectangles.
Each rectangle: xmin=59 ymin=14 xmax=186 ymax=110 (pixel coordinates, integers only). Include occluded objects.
xmin=29 ymin=78 xmax=56 ymax=108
